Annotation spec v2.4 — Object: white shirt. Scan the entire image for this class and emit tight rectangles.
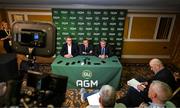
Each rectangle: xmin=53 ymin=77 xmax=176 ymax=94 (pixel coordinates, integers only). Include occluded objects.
xmin=148 ymin=102 xmax=165 ymax=108
xmin=68 ymin=45 xmax=72 ymax=54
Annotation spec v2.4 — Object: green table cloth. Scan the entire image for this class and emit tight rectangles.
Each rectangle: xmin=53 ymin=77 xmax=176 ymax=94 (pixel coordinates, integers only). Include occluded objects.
xmin=51 ymin=56 xmax=122 ymax=89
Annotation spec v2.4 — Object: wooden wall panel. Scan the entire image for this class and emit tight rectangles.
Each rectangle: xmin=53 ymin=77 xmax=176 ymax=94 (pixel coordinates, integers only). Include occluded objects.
xmin=0 ymin=41 xmax=6 ymax=54
xmin=3 ymin=9 xmax=180 ymax=64
xmin=28 ymin=15 xmax=52 ymax=22
xmin=130 ymin=17 xmax=157 ymax=39
xmin=122 ymin=42 xmax=170 ymax=55
xmin=7 ymin=9 xmax=51 ymax=12
xmin=0 ymin=9 xmax=8 ymax=21
xmin=170 ymin=14 xmax=180 ymax=68
xmin=123 ymin=17 xmax=129 ymax=39
xmin=0 ymin=10 xmax=2 ymax=21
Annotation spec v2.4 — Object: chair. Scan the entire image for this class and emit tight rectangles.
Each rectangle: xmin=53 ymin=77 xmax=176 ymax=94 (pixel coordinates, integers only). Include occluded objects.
xmin=172 ymin=86 xmax=180 ymax=98
xmin=169 ymin=86 xmax=180 ymax=107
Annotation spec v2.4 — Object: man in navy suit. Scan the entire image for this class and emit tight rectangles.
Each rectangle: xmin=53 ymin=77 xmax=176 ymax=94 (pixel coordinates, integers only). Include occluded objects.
xmin=79 ymin=39 xmax=93 ymax=55
xmin=116 ymin=58 xmax=176 ymax=107
xmin=60 ymin=36 xmax=79 ymax=58
xmin=95 ymin=40 xmax=111 ymax=59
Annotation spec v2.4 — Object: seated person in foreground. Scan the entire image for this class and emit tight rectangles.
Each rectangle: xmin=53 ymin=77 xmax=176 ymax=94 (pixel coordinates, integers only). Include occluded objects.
xmin=81 ymin=85 xmax=126 ymax=108
xmin=95 ymin=40 xmax=112 ymax=59
xmin=116 ymin=58 xmax=176 ymax=107
xmin=139 ymin=80 xmax=173 ymax=108
xmin=79 ymin=39 xmax=93 ymax=55
xmin=60 ymin=36 xmax=79 ymax=58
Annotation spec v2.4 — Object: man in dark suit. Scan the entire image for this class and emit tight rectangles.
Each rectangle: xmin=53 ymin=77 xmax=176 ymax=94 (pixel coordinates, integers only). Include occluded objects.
xmin=79 ymin=39 xmax=93 ymax=55
xmin=60 ymin=36 xmax=79 ymax=58
xmin=116 ymin=58 xmax=176 ymax=107
xmin=95 ymin=40 xmax=111 ymax=59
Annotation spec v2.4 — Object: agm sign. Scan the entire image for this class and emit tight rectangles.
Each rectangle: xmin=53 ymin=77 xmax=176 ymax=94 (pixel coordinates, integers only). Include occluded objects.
xmin=76 ymin=70 xmax=98 ymax=88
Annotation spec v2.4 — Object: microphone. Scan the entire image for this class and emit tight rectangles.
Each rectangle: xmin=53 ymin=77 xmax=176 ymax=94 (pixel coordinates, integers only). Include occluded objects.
xmin=83 ymin=58 xmax=86 ymax=64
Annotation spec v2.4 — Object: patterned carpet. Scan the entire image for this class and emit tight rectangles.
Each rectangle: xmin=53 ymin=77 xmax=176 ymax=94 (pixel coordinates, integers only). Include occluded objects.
xmin=60 ymin=63 xmax=154 ymax=107
xmin=20 ymin=63 xmax=178 ymax=107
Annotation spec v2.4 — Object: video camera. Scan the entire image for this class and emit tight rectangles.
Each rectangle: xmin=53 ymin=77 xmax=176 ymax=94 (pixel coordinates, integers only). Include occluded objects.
xmin=3 ymin=21 xmax=67 ymax=107
xmin=12 ymin=21 xmax=56 ymax=56
xmin=17 ymin=29 xmax=46 ymax=48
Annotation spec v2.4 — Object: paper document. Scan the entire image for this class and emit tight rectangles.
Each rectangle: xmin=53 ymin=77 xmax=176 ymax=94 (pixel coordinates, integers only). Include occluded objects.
xmin=87 ymin=92 xmax=100 ymax=106
xmin=127 ymin=78 xmax=142 ymax=92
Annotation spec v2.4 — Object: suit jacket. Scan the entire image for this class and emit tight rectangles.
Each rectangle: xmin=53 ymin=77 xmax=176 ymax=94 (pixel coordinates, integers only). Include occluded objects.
xmin=149 ymin=67 xmax=176 ymax=91
xmin=79 ymin=44 xmax=93 ymax=55
xmin=60 ymin=43 xmax=79 ymax=57
xmin=95 ymin=45 xmax=112 ymax=57
xmin=0 ymin=30 xmax=7 ymax=38
xmin=118 ymin=67 xmax=177 ymax=107
xmin=140 ymin=67 xmax=176 ymax=104
xmin=0 ymin=30 xmax=12 ymax=53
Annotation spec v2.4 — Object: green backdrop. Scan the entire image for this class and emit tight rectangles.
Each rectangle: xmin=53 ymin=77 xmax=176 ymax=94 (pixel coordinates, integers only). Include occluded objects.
xmin=52 ymin=9 xmax=127 ymax=58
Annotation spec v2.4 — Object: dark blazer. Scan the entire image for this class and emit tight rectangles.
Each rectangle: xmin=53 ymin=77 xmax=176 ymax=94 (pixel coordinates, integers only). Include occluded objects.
xmin=0 ymin=30 xmax=12 ymax=53
xmin=150 ymin=67 xmax=176 ymax=91
xmin=116 ymin=67 xmax=177 ymax=107
xmin=79 ymin=44 xmax=93 ymax=55
xmin=60 ymin=43 xmax=79 ymax=57
xmin=95 ymin=45 xmax=112 ymax=57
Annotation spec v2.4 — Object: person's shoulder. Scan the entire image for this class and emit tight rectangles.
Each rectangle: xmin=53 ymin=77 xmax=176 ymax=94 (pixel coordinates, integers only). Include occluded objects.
xmin=88 ymin=44 xmax=93 ymax=48
xmin=0 ymin=29 xmax=5 ymax=33
xmin=96 ymin=45 xmax=100 ymax=48
xmin=79 ymin=44 xmax=84 ymax=48
xmin=106 ymin=44 xmax=111 ymax=47
xmin=86 ymin=105 xmax=99 ymax=108
xmin=62 ymin=43 xmax=67 ymax=46
xmin=61 ymin=43 xmax=68 ymax=49
xmin=114 ymin=103 xmax=127 ymax=108
xmin=161 ymin=67 xmax=172 ymax=74
xmin=72 ymin=42 xmax=77 ymax=45
xmin=72 ymin=42 xmax=78 ymax=47
xmin=157 ymin=68 xmax=175 ymax=79
xmin=80 ymin=44 xmax=84 ymax=47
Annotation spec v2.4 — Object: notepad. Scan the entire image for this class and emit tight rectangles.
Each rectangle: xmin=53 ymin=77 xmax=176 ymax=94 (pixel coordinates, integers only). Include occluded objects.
xmin=87 ymin=92 xmax=100 ymax=106
xmin=127 ymin=78 xmax=145 ymax=92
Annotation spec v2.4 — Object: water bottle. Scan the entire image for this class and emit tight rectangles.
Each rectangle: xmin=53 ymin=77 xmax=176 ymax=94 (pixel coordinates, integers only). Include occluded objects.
xmin=36 ymin=79 xmax=42 ymax=90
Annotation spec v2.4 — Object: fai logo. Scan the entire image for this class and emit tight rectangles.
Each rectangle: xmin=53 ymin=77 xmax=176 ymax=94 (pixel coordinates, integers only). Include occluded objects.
xmin=77 ymin=70 xmax=98 ymax=87
xmin=82 ymin=70 xmax=92 ymax=79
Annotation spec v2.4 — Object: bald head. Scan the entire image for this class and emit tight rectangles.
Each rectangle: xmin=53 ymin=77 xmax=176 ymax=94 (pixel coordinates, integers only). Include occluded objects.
xmin=149 ymin=58 xmax=163 ymax=66
xmin=149 ymin=58 xmax=164 ymax=73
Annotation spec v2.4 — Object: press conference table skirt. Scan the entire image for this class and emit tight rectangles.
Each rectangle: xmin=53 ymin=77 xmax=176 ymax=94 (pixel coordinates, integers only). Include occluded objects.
xmin=51 ymin=55 xmax=122 ymax=89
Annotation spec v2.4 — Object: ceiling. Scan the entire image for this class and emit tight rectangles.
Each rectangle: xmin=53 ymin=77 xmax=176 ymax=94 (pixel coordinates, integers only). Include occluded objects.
xmin=0 ymin=0 xmax=180 ymax=12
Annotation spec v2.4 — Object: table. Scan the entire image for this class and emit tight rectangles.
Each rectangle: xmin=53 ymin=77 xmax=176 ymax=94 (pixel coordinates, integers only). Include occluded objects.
xmin=51 ymin=56 xmax=122 ymax=89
